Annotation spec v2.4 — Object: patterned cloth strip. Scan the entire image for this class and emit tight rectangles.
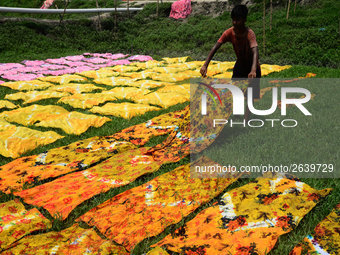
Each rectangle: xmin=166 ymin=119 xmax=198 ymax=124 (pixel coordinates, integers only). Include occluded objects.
xmin=289 ymin=202 xmax=340 ymax=255
xmin=0 ymin=100 xmax=17 ymax=110
xmin=5 ymin=90 xmax=70 ymax=104
xmin=77 ymin=157 xmax=239 ymax=251
xmin=2 ymin=223 xmax=128 ymax=255
xmin=112 ymin=105 xmax=189 ymax=145
xmin=132 ymin=92 xmax=190 ymax=108
xmin=0 ymin=199 xmax=52 ymax=251
xmin=146 ymin=246 xmax=170 ymax=255
xmin=0 ymin=137 xmax=136 ymax=193
xmin=49 ymin=83 xmax=105 ymax=94
xmin=15 ymin=147 xmax=163 ymax=220
xmin=153 ymin=173 xmax=332 ymax=255
xmin=0 ymin=80 xmax=53 ymax=91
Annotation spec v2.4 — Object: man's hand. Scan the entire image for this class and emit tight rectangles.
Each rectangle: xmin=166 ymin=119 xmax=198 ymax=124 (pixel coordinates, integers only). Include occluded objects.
xmin=200 ymin=65 xmax=208 ymax=77
xmin=248 ymin=70 xmax=256 ymax=79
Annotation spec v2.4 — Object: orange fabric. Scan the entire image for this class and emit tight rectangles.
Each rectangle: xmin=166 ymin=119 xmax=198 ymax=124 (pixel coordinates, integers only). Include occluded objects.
xmin=2 ymin=223 xmax=128 ymax=255
xmin=0 ymin=138 xmax=136 ymax=194
xmin=154 ymin=174 xmax=331 ymax=255
xmin=16 ymin=147 xmax=162 ymax=220
xmin=77 ymin=159 xmax=238 ymax=251
xmin=0 ymin=199 xmax=52 ymax=250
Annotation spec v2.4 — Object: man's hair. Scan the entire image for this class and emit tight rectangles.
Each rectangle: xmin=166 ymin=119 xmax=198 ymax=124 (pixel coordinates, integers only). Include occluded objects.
xmin=231 ymin=5 xmax=248 ymax=19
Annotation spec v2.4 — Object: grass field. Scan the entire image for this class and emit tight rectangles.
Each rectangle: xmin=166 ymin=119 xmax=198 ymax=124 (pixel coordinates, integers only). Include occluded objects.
xmin=0 ymin=0 xmax=339 ymax=254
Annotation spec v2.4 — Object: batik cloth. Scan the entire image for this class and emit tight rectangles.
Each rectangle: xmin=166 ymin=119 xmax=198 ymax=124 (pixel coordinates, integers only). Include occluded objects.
xmin=154 ymin=174 xmax=332 ymax=255
xmin=16 ymin=147 xmax=163 ymax=220
xmin=2 ymin=223 xmax=128 ymax=255
xmin=77 ymin=159 xmax=238 ymax=251
xmin=0 ymin=100 xmax=17 ymax=110
xmin=57 ymin=92 xmax=117 ymax=109
xmin=5 ymin=90 xmax=70 ymax=104
xmin=112 ymin=105 xmax=189 ymax=145
xmin=0 ymin=199 xmax=52 ymax=250
xmin=49 ymin=83 xmax=105 ymax=94
xmin=0 ymin=138 xmax=135 ymax=193
xmin=0 ymin=80 xmax=53 ymax=91
xmin=289 ymin=202 xmax=340 ymax=255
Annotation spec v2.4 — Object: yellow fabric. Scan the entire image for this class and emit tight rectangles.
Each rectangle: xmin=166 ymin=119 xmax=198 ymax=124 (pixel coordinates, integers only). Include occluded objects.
xmin=151 ymin=67 xmax=183 ymax=74
xmin=93 ymin=76 xmax=136 ymax=86
xmin=35 ymin=112 xmax=111 ymax=135
xmin=261 ymin=64 xmax=292 ymax=76
xmin=154 ymin=175 xmax=332 ymax=255
xmin=134 ymin=60 xmax=166 ymax=69
xmin=0 ymin=105 xmax=68 ymax=126
xmin=90 ymin=103 xmax=160 ymax=119
xmin=50 ymin=83 xmax=105 ymax=94
xmin=0 ymin=138 xmax=136 ymax=194
xmin=151 ymin=71 xmax=201 ymax=82
xmin=0 ymin=100 xmax=18 ymax=110
xmin=2 ymin=223 xmax=128 ymax=255
xmin=0 ymin=80 xmax=53 ymax=91
xmin=167 ymin=61 xmax=205 ymax=70
xmin=107 ymin=87 xmax=151 ymax=100
xmin=119 ymin=70 xmax=156 ymax=80
xmin=129 ymin=80 xmax=172 ymax=89
xmin=133 ymin=92 xmax=189 ymax=108
xmin=38 ymin=74 xmax=88 ymax=84
xmin=79 ymin=69 xmax=120 ymax=79
xmin=110 ymin=65 xmax=142 ymax=73
xmin=5 ymin=90 xmax=70 ymax=104
xmin=211 ymin=61 xmax=235 ymax=70
xmin=157 ymin=84 xmax=190 ymax=97
xmin=57 ymin=92 xmax=117 ymax=109
xmin=0 ymin=118 xmax=17 ymax=131
xmin=162 ymin=56 xmax=193 ymax=64
xmin=289 ymin=202 xmax=340 ymax=255
xmin=0 ymin=199 xmax=52 ymax=251
xmin=77 ymin=160 xmax=238 ymax=251
xmin=147 ymin=247 xmax=170 ymax=255
xmin=212 ymin=72 xmax=233 ymax=78
xmin=16 ymin=147 xmax=162 ymax=220
xmin=0 ymin=126 xmax=63 ymax=158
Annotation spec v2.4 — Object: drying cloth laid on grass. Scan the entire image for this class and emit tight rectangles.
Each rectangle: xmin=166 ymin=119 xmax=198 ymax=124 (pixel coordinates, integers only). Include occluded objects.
xmin=169 ymin=0 xmax=192 ymax=19
xmin=120 ymin=70 xmax=156 ymax=80
xmin=0 ymin=80 xmax=53 ymax=91
xmin=0 ymin=100 xmax=17 ymax=110
xmin=153 ymin=174 xmax=332 ymax=255
xmin=260 ymin=64 xmax=292 ymax=76
xmin=0 ymin=105 xmax=68 ymax=126
xmin=107 ymin=87 xmax=151 ymax=100
xmin=134 ymin=60 xmax=166 ymax=69
xmin=112 ymin=105 xmax=189 ymax=145
xmin=57 ymin=91 xmax=117 ymax=109
xmin=79 ymin=69 xmax=120 ymax=79
xmin=93 ymin=76 xmax=137 ymax=86
xmin=5 ymin=90 xmax=70 ymax=104
xmin=144 ymin=107 xmax=190 ymax=163
xmin=90 ymin=103 xmax=160 ymax=119
xmin=49 ymin=83 xmax=105 ymax=94
xmin=0 ymin=138 xmax=136 ymax=193
xmin=151 ymin=71 xmax=201 ymax=82
xmin=146 ymin=247 xmax=170 ymax=255
xmin=133 ymin=92 xmax=189 ymax=108
xmin=77 ymin=159 xmax=238 ymax=251
xmin=0 ymin=118 xmax=17 ymax=131
xmin=111 ymin=65 xmax=144 ymax=73
xmin=2 ymin=223 xmax=128 ymax=255
xmin=129 ymin=80 xmax=171 ymax=89
xmin=289 ymin=202 xmax=340 ymax=255
xmin=157 ymin=84 xmax=190 ymax=96
xmin=0 ymin=199 xmax=52 ymax=251
xmin=16 ymin=147 xmax=162 ymax=220
xmin=34 ymin=111 xmax=111 ymax=135
xmin=38 ymin=74 xmax=88 ymax=84
xmin=162 ymin=57 xmax=193 ymax=64
xmin=0 ymin=126 xmax=63 ymax=158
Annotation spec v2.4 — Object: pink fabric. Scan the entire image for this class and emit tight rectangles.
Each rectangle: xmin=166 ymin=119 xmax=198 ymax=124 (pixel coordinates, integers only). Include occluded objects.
xmin=105 ymin=54 xmax=129 ymax=60
xmin=45 ymin=58 xmax=69 ymax=64
xmin=127 ymin=55 xmax=153 ymax=61
xmin=40 ymin=0 xmax=54 ymax=9
xmin=2 ymin=74 xmax=43 ymax=81
xmin=22 ymin=60 xmax=46 ymax=66
xmin=169 ymin=0 xmax=192 ymax=19
xmin=0 ymin=80 xmax=4 ymax=84
xmin=65 ymin=55 xmax=85 ymax=61
xmin=0 ymin=64 xmax=23 ymax=72
xmin=83 ymin=58 xmax=108 ymax=64
xmin=110 ymin=60 xmax=131 ymax=65
xmin=40 ymin=64 xmax=68 ymax=70
xmin=64 ymin=61 xmax=89 ymax=67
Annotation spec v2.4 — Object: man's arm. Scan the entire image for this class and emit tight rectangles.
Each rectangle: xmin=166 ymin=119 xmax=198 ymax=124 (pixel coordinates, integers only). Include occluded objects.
xmin=248 ymin=46 xmax=259 ymax=78
xmin=200 ymin=42 xmax=222 ymax=77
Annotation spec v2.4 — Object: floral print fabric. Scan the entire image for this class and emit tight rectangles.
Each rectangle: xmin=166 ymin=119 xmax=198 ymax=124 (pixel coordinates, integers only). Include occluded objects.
xmin=77 ymin=159 xmax=238 ymax=251
xmin=15 ymin=147 xmax=162 ymax=220
xmin=3 ymin=223 xmax=128 ymax=255
xmin=0 ymin=137 xmax=136 ymax=193
xmin=289 ymin=203 xmax=340 ymax=255
xmin=0 ymin=199 xmax=52 ymax=251
xmin=154 ymin=174 xmax=332 ymax=255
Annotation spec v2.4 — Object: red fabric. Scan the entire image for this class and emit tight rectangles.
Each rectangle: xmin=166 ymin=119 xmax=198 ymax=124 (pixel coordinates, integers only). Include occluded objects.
xmin=218 ymin=27 xmax=260 ymax=77
xmin=169 ymin=0 xmax=192 ymax=19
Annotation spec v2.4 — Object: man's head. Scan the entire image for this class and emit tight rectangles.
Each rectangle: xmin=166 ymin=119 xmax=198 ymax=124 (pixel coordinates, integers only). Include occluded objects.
xmin=231 ymin=5 xmax=248 ymax=29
